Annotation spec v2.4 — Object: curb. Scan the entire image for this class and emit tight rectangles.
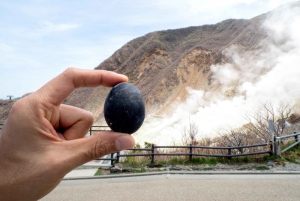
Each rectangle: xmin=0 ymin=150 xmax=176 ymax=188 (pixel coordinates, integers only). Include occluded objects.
xmin=63 ymin=170 xmax=300 ymax=180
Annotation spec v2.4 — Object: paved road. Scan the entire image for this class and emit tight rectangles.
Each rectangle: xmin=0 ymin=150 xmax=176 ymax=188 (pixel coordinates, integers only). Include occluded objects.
xmin=41 ymin=173 xmax=300 ymax=201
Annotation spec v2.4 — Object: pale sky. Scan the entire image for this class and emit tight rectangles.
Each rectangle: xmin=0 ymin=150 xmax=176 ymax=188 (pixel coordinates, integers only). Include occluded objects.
xmin=0 ymin=0 xmax=296 ymax=99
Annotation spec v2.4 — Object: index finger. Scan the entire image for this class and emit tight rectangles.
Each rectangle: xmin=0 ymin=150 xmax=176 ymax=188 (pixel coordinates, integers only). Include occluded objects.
xmin=37 ymin=68 xmax=128 ymax=106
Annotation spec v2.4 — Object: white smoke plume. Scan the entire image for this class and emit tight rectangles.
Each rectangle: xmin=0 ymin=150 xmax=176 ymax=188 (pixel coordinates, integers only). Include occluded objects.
xmin=134 ymin=2 xmax=300 ymax=145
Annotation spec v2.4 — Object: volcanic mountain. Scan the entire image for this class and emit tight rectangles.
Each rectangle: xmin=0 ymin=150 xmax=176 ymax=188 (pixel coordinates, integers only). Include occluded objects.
xmin=1 ymin=1 xmax=300 ymax=126
xmin=64 ymin=4 xmax=270 ymax=124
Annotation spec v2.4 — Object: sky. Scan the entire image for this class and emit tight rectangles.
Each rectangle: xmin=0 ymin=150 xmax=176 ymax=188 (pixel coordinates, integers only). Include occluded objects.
xmin=0 ymin=0 xmax=296 ymax=99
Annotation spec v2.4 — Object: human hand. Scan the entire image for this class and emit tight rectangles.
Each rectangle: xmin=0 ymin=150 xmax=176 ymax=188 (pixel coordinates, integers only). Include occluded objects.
xmin=0 ymin=68 xmax=135 ymax=201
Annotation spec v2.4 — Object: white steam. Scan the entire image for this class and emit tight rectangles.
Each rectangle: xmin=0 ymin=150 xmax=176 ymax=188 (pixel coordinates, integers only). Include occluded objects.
xmin=134 ymin=3 xmax=300 ymax=145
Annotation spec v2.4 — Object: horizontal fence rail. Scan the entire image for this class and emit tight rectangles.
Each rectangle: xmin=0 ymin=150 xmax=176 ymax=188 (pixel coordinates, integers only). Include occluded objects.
xmin=89 ymin=126 xmax=111 ymax=136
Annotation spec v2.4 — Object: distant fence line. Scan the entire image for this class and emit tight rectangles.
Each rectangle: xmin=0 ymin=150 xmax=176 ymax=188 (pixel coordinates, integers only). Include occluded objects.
xmin=117 ymin=143 xmax=271 ymax=164
xmin=90 ymin=126 xmax=300 ymax=166
xmin=1 ymin=124 xmax=299 ymax=166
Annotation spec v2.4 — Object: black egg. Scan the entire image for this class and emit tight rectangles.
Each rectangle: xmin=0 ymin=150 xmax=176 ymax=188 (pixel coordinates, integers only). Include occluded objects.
xmin=104 ymin=82 xmax=145 ymax=134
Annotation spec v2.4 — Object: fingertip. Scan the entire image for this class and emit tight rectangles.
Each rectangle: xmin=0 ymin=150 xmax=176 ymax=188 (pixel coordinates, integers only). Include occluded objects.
xmin=119 ymin=74 xmax=129 ymax=82
xmin=115 ymin=134 xmax=135 ymax=151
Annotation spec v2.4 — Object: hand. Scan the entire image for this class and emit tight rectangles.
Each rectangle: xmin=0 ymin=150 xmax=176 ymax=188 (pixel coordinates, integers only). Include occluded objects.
xmin=0 ymin=68 xmax=135 ymax=201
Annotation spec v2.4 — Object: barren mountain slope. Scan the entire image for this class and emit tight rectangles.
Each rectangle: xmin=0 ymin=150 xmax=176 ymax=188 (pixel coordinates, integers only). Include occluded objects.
xmin=0 ymin=100 xmax=15 ymax=123
xmin=63 ymin=13 xmax=268 ymax=124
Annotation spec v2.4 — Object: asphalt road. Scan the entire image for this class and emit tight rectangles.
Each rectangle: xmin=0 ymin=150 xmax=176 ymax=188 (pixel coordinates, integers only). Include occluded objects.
xmin=41 ymin=173 xmax=300 ymax=201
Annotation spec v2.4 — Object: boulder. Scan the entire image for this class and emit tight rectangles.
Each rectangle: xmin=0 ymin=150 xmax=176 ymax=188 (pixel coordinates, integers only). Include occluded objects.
xmin=110 ymin=166 xmax=122 ymax=173
xmin=170 ymin=165 xmax=182 ymax=171
xmin=114 ymin=163 xmax=124 ymax=168
xmin=122 ymin=167 xmax=133 ymax=173
xmin=148 ymin=168 xmax=159 ymax=172
xmin=147 ymin=163 xmax=163 ymax=168
xmin=267 ymin=161 xmax=275 ymax=167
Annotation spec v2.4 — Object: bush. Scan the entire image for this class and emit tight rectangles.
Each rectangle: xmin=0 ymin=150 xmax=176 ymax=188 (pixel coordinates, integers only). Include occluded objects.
xmin=217 ymin=158 xmax=226 ymax=164
xmin=169 ymin=157 xmax=185 ymax=165
xmin=208 ymin=158 xmax=217 ymax=165
xmin=121 ymin=157 xmax=150 ymax=168
xmin=190 ymin=157 xmax=206 ymax=164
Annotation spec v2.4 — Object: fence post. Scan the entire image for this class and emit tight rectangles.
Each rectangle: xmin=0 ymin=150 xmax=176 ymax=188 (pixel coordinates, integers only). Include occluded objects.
xmin=227 ymin=146 xmax=232 ymax=160
xmin=294 ymin=132 xmax=299 ymax=148
xmin=268 ymin=120 xmax=275 ymax=155
xmin=110 ymin=153 xmax=114 ymax=166
xmin=275 ymin=137 xmax=281 ymax=156
xmin=269 ymin=140 xmax=273 ymax=156
xmin=89 ymin=127 xmax=92 ymax=136
xmin=116 ymin=151 xmax=120 ymax=163
xmin=189 ymin=144 xmax=193 ymax=161
xmin=151 ymin=144 xmax=155 ymax=164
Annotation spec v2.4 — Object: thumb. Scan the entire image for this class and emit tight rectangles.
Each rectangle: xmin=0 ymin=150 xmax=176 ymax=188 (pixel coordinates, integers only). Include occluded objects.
xmin=63 ymin=132 xmax=135 ymax=168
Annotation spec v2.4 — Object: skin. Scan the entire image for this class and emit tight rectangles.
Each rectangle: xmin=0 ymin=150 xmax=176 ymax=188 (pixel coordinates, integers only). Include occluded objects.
xmin=0 ymin=68 xmax=135 ymax=201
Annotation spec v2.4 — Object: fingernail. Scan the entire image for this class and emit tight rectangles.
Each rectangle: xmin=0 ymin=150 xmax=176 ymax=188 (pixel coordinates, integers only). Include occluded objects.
xmin=119 ymin=74 xmax=129 ymax=82
xmin=115 ymin=135 xmax=134 ymax=150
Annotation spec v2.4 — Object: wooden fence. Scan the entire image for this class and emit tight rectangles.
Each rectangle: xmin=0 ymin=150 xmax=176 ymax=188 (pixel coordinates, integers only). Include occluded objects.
xmin=1 ymin=124 xmax=300 ymax=165
xmin=116 ymin=143 xmax=271 ymax=164
xmin=92 ymin=127 xmax=300 ymax=165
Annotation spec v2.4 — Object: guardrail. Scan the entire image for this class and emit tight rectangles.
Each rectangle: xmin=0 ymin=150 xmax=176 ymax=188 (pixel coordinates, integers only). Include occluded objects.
xmin=274 ymin=132 xmax=300 ymax=156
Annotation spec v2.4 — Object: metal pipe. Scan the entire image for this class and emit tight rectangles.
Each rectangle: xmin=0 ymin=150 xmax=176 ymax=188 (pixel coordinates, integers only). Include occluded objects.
xmin=278 ymin=133 xmax=300 ymax=139
xmin=281 ymin=141 xmax=300 ymax=153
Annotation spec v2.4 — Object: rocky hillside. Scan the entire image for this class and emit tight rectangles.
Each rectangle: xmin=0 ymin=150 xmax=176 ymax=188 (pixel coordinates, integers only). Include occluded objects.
xmin=0 ymin=100 xmax=15 ymax=123
xmin=64 ymin=11 xmax=268 ymax=124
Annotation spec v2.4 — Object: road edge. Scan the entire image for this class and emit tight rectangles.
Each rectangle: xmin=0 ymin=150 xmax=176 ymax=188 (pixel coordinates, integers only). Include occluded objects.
xmin=63 ymin=170 xmax=300 ymax=180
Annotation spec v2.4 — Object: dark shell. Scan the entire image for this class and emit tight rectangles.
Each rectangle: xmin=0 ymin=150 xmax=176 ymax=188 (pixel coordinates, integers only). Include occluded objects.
xmin=104 ymin=82 xmax=145 ymax=134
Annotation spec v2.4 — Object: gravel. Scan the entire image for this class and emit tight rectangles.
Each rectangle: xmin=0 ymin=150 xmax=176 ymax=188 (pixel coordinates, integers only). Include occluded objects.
xmin=270 ymin=163 xmax=300 ymax=171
